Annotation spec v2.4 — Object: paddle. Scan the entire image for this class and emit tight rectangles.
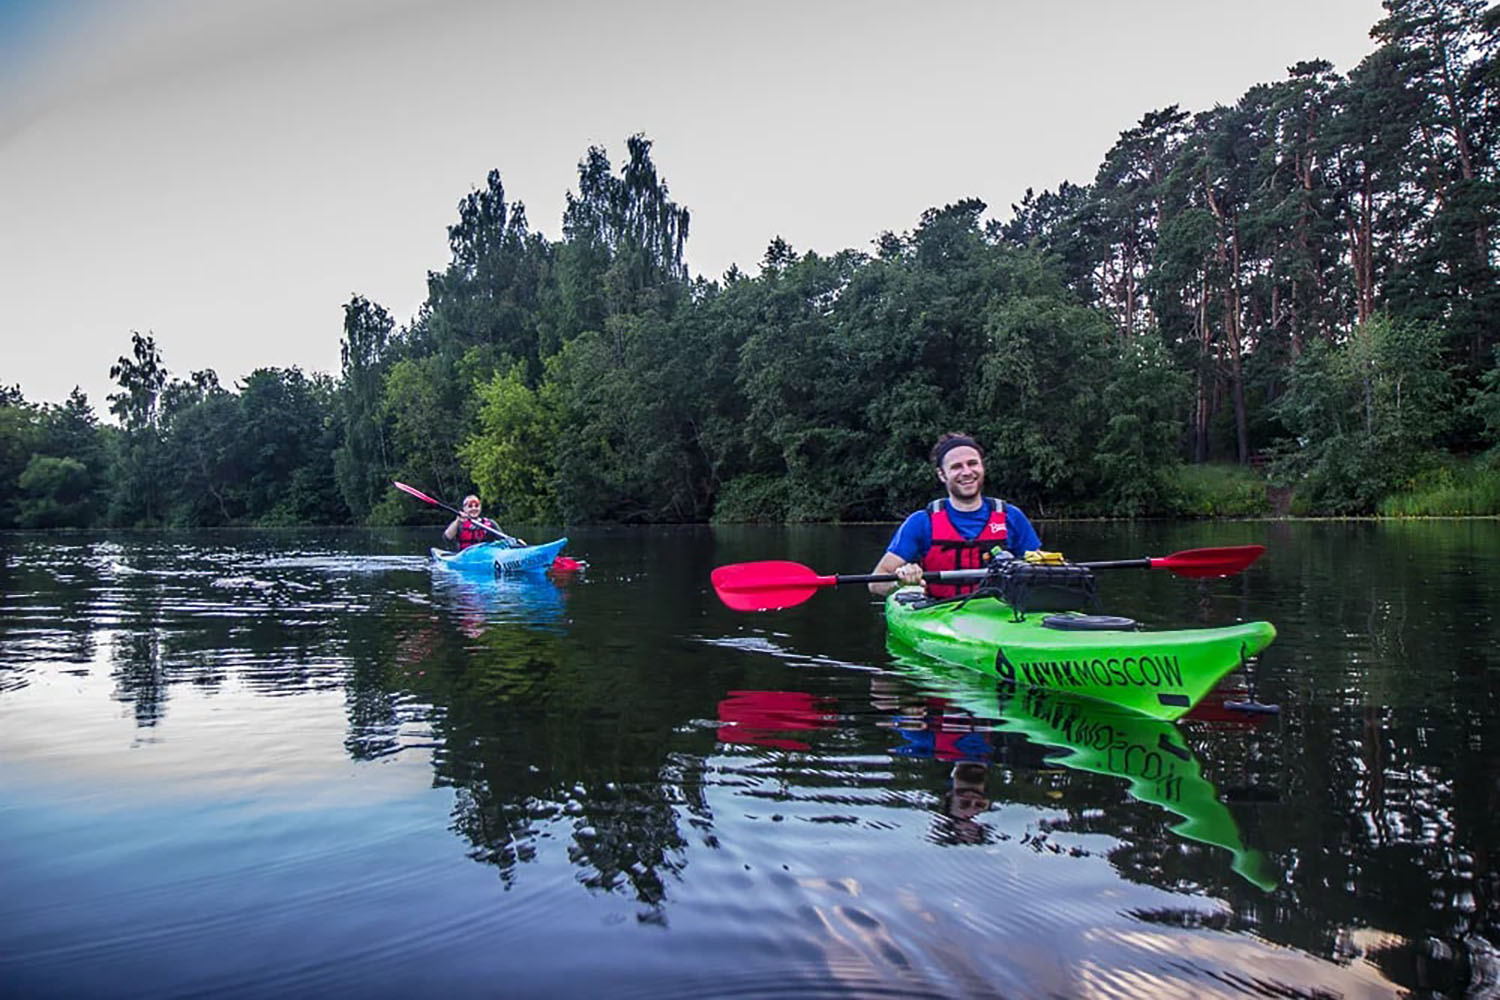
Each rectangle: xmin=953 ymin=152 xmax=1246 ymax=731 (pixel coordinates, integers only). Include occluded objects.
xmin=1074 ymin=545 xmax=1266 ymax=578
xmin=711 ymin=545 xmax=1266 ymax=612
xmin=392 ymin=481 xmax=525 ymax=547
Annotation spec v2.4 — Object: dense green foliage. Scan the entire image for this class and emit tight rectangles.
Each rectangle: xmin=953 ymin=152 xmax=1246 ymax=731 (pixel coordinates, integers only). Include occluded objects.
xmin=1379 ymin=453 xmax=1500 ymax=514
xmin=1166 ymin=463 xmax=1275 ymax=517
xmin=1 ymin=0 xmax=1496 ymax=527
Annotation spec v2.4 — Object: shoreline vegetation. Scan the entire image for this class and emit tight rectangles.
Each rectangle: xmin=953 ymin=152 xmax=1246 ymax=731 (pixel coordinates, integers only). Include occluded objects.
xmin=2 ymin=1 xmax=1496 ymax=531
xmin=7 ymin=512 xmax=1499 ymax=532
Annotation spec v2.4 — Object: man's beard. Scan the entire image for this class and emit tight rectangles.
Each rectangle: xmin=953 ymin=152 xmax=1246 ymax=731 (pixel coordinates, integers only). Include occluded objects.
xmin=946 ymin=477 xmax=982 ymax=499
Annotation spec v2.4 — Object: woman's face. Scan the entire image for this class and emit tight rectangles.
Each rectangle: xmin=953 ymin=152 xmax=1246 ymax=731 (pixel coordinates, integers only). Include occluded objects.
xmin=462 ymin=497 xmax=482 ymax=517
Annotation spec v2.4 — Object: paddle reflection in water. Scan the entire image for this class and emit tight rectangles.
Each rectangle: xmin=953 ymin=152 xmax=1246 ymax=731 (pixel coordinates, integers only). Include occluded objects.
xmin=714 ymin=689 xmax=841 ymax=751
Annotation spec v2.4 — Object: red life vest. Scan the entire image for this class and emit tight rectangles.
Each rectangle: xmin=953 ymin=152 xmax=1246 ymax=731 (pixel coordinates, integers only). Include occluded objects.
xmin=920 ymin=498 xmax=1007 ymax=599
xmin=455 ymin=518 xmax=496 ymax=551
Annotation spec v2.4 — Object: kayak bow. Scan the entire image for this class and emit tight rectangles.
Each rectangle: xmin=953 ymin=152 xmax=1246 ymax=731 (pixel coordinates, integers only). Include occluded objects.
xmin=885 ymin=588 xmax=1275 ymax=721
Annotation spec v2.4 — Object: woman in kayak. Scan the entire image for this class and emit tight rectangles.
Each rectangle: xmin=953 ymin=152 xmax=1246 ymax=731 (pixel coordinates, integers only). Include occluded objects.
xmin=869 ymin=433 xmax=1042 ymax=597
xmin=443 ymin=495 xmax=512 ymax=551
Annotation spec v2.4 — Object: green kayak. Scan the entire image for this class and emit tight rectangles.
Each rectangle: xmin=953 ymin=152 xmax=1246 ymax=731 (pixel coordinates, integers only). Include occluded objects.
xmin=885 ymin=588 xmax=1275 ymax=721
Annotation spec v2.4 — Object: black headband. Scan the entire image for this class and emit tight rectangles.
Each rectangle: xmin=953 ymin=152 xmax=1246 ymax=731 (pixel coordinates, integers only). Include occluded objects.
xmin=933 ymin=436 xmax=980 ymax=467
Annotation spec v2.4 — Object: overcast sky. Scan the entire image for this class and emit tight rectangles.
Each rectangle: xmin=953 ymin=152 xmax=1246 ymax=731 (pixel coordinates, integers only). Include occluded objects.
xmin=1 ymin=0 xmax=1387 ymax=414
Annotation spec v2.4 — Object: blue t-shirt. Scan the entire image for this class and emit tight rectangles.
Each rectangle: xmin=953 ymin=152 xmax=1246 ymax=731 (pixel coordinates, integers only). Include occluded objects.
xmin=885 ymin=499 xmax=1041 ymax=564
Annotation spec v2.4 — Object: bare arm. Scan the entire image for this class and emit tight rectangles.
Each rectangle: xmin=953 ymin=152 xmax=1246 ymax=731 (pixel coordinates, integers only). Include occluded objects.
xmin=868 ymin=551 xmax=916 ymax=596
xmin=444 ymin=517 xmax=462 ymax=541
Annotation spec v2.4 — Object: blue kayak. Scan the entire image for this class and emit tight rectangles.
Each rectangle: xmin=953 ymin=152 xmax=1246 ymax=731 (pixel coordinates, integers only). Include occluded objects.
xmin=430 ymin=537 xmax=569 ymax=575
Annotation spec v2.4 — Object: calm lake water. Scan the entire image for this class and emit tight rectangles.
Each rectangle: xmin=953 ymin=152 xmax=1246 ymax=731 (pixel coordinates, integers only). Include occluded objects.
xmin=1 ymin=521 xmax=1496 ymax=998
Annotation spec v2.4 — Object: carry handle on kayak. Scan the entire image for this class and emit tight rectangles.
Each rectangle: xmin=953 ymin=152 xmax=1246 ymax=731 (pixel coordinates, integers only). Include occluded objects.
xmin=710 ymin=546 xmax=1266 ymax=612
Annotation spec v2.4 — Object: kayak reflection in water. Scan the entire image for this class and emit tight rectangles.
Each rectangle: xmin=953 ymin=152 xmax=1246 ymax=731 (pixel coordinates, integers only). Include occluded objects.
xmin=877 ymin=661 xmax=1280 ymax=889
xmin=869 ymin=432 xmax=1043 ymax=599
xmin=430 ymin=570 xmax=567 ymax=638
xmin=444 ymin=494 xmax=520 ymax=551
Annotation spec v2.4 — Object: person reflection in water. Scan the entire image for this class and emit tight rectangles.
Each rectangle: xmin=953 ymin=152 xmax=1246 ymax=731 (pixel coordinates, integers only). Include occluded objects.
xmin=876 ymin=681 xmax=999 ymax=845
xmin=939 ymin=761 xmax=992 ymax=845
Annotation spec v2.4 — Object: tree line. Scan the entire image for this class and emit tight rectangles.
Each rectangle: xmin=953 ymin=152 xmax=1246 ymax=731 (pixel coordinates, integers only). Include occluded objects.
xmin=2 ymin=0 xmax=1496 ymax=529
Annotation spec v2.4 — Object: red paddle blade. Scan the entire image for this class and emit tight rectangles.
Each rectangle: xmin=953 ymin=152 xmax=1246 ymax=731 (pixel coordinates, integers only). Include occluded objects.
xmin=711 ymin=560 xmax=834 ymax=612
xmin=1150 ymin=545 xmax=1265 ymax=578
xmin=550 ymin=556 xmax=584 ymax=573
xmin=393 ymin=481 xmax=439 ymax=506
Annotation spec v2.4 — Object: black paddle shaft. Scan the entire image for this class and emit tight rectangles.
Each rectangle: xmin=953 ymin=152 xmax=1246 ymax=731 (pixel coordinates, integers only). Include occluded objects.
xmin=832 ymin=569 xmax=990 ymax=586
xmin=839 ymin=556 xmax=1229 ymax=586
xmin=838 ymin=555 xmax=1176 ymax=584
xmin=1074 ymin=557 xmax=1153 ymax=571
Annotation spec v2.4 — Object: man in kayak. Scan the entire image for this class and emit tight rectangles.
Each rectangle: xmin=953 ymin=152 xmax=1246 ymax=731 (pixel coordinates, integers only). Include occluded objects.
xmin=443 ymin=494 xmax=510 ymax=551
xmin=869 ymin=433 xmax=1041 ymax=598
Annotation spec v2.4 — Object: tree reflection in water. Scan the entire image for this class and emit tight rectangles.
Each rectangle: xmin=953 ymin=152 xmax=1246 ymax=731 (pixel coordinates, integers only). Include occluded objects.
xmin=49 ymin=526 xmax=1494 ymax=995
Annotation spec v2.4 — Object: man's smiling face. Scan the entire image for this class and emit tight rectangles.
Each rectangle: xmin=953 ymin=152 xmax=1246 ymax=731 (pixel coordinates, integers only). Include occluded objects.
xmin=937 ymin=446 xmax=984 ymax=501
